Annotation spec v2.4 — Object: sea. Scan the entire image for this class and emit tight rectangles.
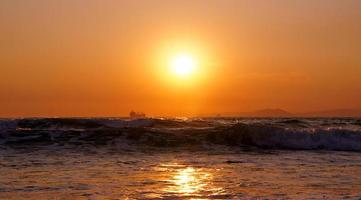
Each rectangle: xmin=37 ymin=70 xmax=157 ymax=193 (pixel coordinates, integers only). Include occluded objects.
xmin=0 ymin=117 xmax=360 ymax=199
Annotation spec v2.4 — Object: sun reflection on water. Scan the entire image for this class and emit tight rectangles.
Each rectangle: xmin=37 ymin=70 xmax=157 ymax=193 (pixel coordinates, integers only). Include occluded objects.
xmin=172 ymin=167 xmax=208 ymax=194
xmin=160 ymin=163 xmax=222 ymax=197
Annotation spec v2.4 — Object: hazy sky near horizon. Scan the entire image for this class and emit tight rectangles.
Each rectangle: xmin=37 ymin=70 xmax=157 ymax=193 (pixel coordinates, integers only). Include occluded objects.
xmin=1 ymin=0 xmax=361 ymax=117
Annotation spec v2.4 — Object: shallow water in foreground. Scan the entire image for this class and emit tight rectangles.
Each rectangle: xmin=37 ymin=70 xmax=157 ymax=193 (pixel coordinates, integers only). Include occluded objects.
xmin=1 ymin=147 xmax=361 ymax=199
xmin=1 ymin=118 xmax=361 ymax=199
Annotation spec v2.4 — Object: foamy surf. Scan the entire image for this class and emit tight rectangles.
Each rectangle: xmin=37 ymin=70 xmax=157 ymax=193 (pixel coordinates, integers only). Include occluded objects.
xmin=0 ymin=118 xmax=360 ymax=151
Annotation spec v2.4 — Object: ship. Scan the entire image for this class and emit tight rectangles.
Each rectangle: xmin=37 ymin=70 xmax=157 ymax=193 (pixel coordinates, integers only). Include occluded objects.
xmin=129 ymin=110 xmax=146 ymax=119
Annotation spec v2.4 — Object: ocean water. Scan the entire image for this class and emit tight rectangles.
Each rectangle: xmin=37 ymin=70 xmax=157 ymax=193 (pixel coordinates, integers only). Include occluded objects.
xmin=0 ymin=118 xmax=361 ymax=199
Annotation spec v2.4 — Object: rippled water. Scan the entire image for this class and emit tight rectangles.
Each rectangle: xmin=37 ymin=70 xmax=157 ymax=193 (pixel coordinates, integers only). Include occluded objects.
xmin=1 ymin=147 xmax=361 ymax=199
xmin=1 ymin=118 xmax=361 ymax=199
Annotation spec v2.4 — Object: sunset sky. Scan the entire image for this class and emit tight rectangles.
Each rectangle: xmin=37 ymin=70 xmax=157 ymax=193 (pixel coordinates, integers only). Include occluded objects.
xmin=1 ymin=0 xmax=361 ymax=117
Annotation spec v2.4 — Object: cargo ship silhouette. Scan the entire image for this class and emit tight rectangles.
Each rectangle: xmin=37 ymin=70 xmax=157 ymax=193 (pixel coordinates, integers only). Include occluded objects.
xmin=129 ymin=110 xmax=146 ymax=119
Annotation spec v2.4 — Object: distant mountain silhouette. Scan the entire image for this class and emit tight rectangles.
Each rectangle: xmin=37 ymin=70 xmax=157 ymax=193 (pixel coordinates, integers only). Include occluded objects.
xmin=205 ymin=108 xmax=361 ymax=117
xmin=300 ymin=109 xmax=361 ymax=117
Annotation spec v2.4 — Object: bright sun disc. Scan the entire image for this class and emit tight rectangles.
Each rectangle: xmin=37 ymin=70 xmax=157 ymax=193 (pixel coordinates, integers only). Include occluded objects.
xmin=170 ymin=54 xmax=196 ymax=77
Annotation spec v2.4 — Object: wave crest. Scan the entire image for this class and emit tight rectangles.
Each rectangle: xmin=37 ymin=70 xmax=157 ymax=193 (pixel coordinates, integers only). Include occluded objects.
xmin=1 ymin=118 xmax=361 ymax=151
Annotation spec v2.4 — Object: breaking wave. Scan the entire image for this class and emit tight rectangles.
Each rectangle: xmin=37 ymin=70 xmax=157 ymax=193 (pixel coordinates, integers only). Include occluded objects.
xmin=0 ymin=118 xmax=361 ymax=151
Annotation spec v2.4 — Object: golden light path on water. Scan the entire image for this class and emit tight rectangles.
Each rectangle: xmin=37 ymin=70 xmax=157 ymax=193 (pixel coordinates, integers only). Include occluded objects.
xmin=169 ymin=167 xmax=208 ymax=194
xmin=158 ymin=163 xmax=224 ymax=197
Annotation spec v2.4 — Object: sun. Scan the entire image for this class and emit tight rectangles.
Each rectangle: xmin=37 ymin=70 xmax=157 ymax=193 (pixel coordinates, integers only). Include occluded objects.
xmin=170 ymin=54 xmax=197 ymax=77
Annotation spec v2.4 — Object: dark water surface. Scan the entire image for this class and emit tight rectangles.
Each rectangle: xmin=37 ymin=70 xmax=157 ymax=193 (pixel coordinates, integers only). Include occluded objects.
xmin=1 ymin=148 xmax=361 ymax=199
xmin=1 ymin=118 xmax=361 ymax=199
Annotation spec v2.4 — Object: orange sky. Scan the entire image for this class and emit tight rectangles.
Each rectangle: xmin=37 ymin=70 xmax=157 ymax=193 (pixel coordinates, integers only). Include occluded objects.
xmin=1 ymin=0 xmax=361 ymax=117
